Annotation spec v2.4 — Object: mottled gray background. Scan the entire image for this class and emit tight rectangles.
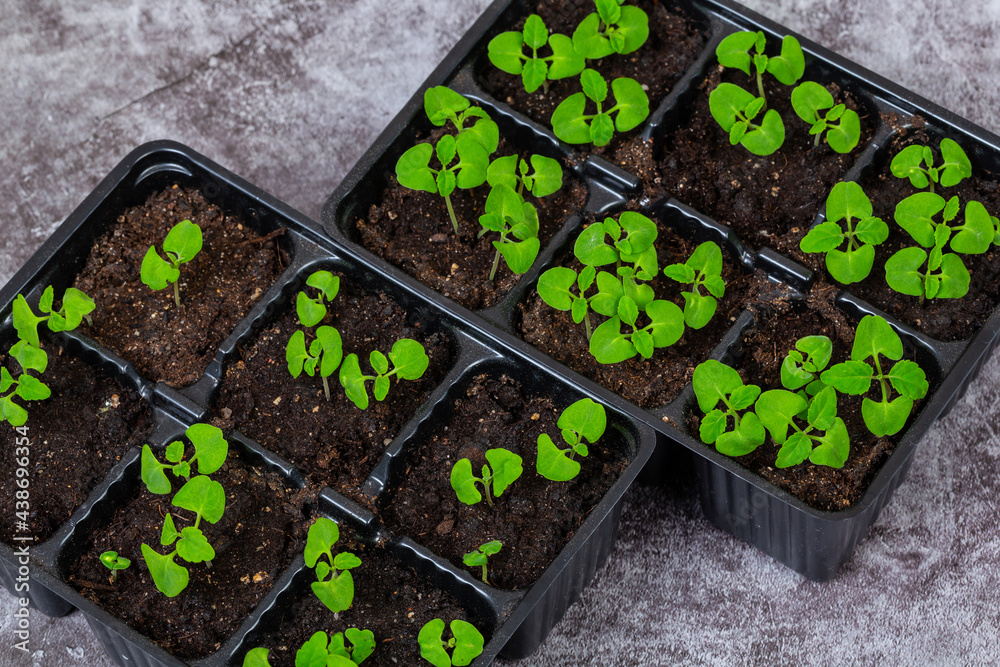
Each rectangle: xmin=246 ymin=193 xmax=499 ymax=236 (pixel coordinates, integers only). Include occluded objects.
xmin=3 ymin=0 xmax=1000 ymax=665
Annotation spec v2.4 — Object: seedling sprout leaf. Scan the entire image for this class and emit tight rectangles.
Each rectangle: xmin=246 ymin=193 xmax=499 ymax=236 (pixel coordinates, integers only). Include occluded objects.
xmin=485 ymin=448 xmax=523 ymax=497
xmin=140 ymin=544 xmax=189 ymax=598
xmin=175 ymin=526 xmax=215 ymax=563
xmin=536 ymin=433 xmax=581 ymax=481
xmin=186 ymin=423 xmax=228 ymax=475
xmin=172 ymin=475 xmax=226 ymax=525
xmin=304 ymin=517 xmax=340 ymax=569
xmin=141 ymin=444 xmax=172 ymax=495
xmin=450 ymin=459 xmax=482 ymax=505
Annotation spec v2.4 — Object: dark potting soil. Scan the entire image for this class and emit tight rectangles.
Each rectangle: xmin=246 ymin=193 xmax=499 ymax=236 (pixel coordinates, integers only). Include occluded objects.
xmin=212 ymin=275 xmax=453 ymax=505
xmin=356 ymin=133 xmax=587 ymax=311
xmin=241 ymin=527 xmax=476 ymax=667
xmin=477 ymin=0 xmax=705 ymax=157
xmin=837 ymin=126 xmax=1000 ymax=342
xmin=645 ymin=67 xmax=874 ymax=254
xmin=68 ymin=447 xmax=309 ymax=660
xmin=688 ymin=287 xmax=927 ymax=511
xmin=73 ymin=184 xmax=287 ymax=388
xmin=383 ymin=373 xmax=629 ymax=590
xmin=0 ymin=343 xmax=152 ymax=545
xmin=518 ymin=221 xmax=769 ymax=409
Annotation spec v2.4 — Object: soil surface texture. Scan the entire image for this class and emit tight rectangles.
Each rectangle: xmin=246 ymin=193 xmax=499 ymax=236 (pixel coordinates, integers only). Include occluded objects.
xmin=212 ymin=274 xmax=453 ymax=505
xmin=241 ymin=526 xmax=476 ymax=667
xmin=647 ymin=67 xmax=873 ymax=254
xmin=383 ymin=373 xmax=629 ymax=589
xmin=0 ymin=342 xmax=152 ymax=545
xmin=836 ymin=125 xmax=1000 ymax=342
xmin=68 ymin=446 xmax=309 ymax=660
xmin=478 ymin=0 xmax=705 ymax=157
xmin=357 ymin=132 xmax=587 ymax=310
xmin=688 ymin=286 xmax=929 ymax=511
xmin=519 ymin=220 xmax=769 ymax=409
xmin=73 ymin=184 xmax=287 ymax=387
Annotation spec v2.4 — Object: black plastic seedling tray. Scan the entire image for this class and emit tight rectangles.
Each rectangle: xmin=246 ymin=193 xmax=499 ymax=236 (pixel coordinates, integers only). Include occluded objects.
xmin=0 ymin=141 xmax=655 ymax=665
xmin=321 ymin=0 xmax=1000 ymax=580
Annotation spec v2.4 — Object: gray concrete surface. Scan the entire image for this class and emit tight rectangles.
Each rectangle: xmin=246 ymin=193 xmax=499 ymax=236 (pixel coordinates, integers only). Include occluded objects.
xmin=2 ymin=0 xmax=1000 ymax=665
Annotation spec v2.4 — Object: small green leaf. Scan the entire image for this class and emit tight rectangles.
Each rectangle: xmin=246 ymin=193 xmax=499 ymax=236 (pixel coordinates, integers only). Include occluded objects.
xmin=536 ymin=433 xmax=580 ymax=481
xmin=175 ymin=526 xmax=215 ymax=564
xmin=826 ymin=109 xmax=861 ymax=153
xmin=339 ymin=354 xmax=369 ymax=410
xmin=333 ymin=552 xmax=362 ymax=570
xmin=488 ymin=31 xmax=525 ymax=75
xmin=808 ymin=386 xmax=838 ymax=431
xmin=165 ymin=440 xmax=185 ymax=463
xmin=243 ymin=647 xmax=272 ymax=667
xmin=755 ymin=389 xmax=808 ymax=445
xmin=172 ymin=475 xmax=226 ymax=525
xmin=390 ymin=338 xmax=429 ymax=381
xmin=557 ymin=397 xmax=606 ymax=444
xmin=766 ymin=35 xmax=805 ymax=85
xmin=580 ymin=68 xmax=608 ymax=103
xmin=449 ymin=619 xmax=485 ymax=666
xmin=827 ymin=244 xmax=876 ymax=284
xmin=495 ymin=236 xmax=541 ymax=274
xmin=0 ymin=395 xmax=28 ymax=428
xmin=552 ymin=92 xmax=593 ymax=145
xmin=304 ymin=517 xmax=340 ymax=569
xmin=14 ymin=375 xmax=49 ymax=401
xmin=312 ymin=570 xmax=355 ymax=614
xmin=537 ymin=267 xmax=577 ymax=310
xmin=885 ymin=247 xmax=929 ymax=297
xmin=939 ymin=138 xmax=972 ymax=187
xmin=141 ymin=543 xmax=189 ymax=598
xmin=790 ymin=81 xmax=834 ymax=124
xmin=714 ymin=412 xmax=765 ymax=456
xmin=547 ymin=33 xmax=585 ymax=80
xmin=853 ymin=315 xmax=902 ymax=363
xmin=775 ymin=432 xmax=813 ymax=468
xmin=160 ymin=513 xmax=180 ymax=546
xmin=610 ymin=77 xmax=650 ymax=132
xmin=527 ymin=154 xmax=563 ymax=198
xmin=141 ymin=444 xmax=172 ymax=495
xmin=450 ymin=459 xmax=482 ymax=505
xmin=424 ymin=86 xmax=470 ymax=127
xmin=186 ymin=423 xmax=228 ymax=475
xmin=715 ymin=31 xmax=758 ymax=76
xmin=862 ymin=396 xmax=914 ymax=437
xmin=395 ymin=143 xmax=437 ymax=193
xmin=821 ymin=359 xmax=873 ymax=395
xmin=800 ymin=221 xmax=846 ymax=254
xmin=485 ymin=448 xmax=523 ymax=497
xmin=742 ymin=108 xmax=785 ymax=156
xmin=692 ymin=359 xmax=745 ymax=413
xmin=645 ymin=299 xmax=685 ymax=347
xmin=572 ymin=13 xmax=613 ymax=60
xmin=895 ymin=192 xmax=945 ymax=247
xmin=163 ymin=220 xmax=203 ymax=264
xmin=888 ymin=359 xmax=929 ymax=400
xmin=809 ymin=418 xmax=850 ymax=468
xmin=590 ymin=113 xmax=615 ymax=147
xmin=140 ymin=246 xmax=178 ymax=291
xmin=951 ymin=200 xmax=994 ymax=254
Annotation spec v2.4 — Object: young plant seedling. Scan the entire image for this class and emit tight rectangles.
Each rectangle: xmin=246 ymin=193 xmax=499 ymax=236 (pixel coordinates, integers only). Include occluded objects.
xmin=244 ymin=628 xmax=375 ymax=667
xmin=662 ymin=241 xmax=727 ymax=329
xmin=885 ymin=193 xmax=993 ymax=300
xmin=287 ymin=326 xmax=344 ymax=402
xmin=1 ymin=340 xmax=50 ymax=428
xmin=709 ymin=82 xmax=785 ymax=156
xmin=821 ymin=315 xmax=929 ymax=437
xmin=462 ymin=540 xmax=502 ymax=585
xmin=304 ymin=517 xmax=363 ymax=614
xmin=451 ymin=448 xmax=523 ymax=508
xmin=589 ymin=298 xmax=684 ymax=364
xmin=339 ymin=338 xmax=429 ymax=410
xmin=715 ymin=30 xmax=805 ymax=108
xmin=296 ymin=270 xmax=340 ymax=327
xmin=12 ymin=286 xmax=96 ymax=349
xmin=551 ymin=69 xmax=649 ymax=147
xmin=486 ymin=153 xmax=564 ymax=199
xmin=755 ymin=385 xmax=850 ymax=468
xmin=781 ymin=335 xmax=833 ymax=398
xmin=790 ymin=81 xmax=861 ymax=153
xmin=890 ymin=138 xmax=972 ymax=193
xmin=799 ymin=181 xmax=889 ymax=284
xmin=572 ymin=0 xmax=649 ymax=59
xmin=140 ymin=423 xmax=228 ymax=598
xmin=692 ymin=359 xmax=765 ymax=456
xmin=395 ymin=87 xmax=498 ymax=234
xmin=140 ymin=219 xmax=203 ymax=307
xmin=488 ymin=14 xmax=584 ymax=93
xmin=99 ymin=551 xmax=131 ymax=584
xmin=418 ymin=619 xmax=484 ymax=667
xmin=536 ymin=397 xmax=607 ymax=481
xmin=478 ymin=183 xmax=541 ymax=280
xmin=711 ymin=30 xmax=804 ymax=155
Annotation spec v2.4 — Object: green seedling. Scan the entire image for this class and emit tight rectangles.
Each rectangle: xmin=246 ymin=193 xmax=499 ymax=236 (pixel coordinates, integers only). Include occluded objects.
xmin=692 ymin=359 xmax=764 ymax=456
xmin=478 ymin=184 xmax=540 ymax=280
xmin=99 ymin=550 xmax=131 ymax=584
xmin=589 ymin=298 xmax=684 ymax=364
xmin=662 ymin=241 xmax=726 ymax=329
xmin=572 ymin=0 xmax=649 ymax=60
xmin=715 ymin=30 xmax=805 ymax=108
xmin=486 ymin=154 xmax=563 ymax=199
xmin=488 ymin=14 xmax=584 ymax=93
xmin=418 ymin=619 xmax=485 ymax=667
xmin=451 ymin=448 xmax=523 ymax=508
xmin=244 ymin=628 xmax=375 ymax=667
xmin=711 ymin=30 xmax=804 ymax=156
xmin=536 ymin=397 xmax=607 ymax=481
xmin=140 ymin=423 xmax=228 ymax=598
xmin=339 ymin=338 xmax=429 ymax=410
xmin=287 ymin=327 xmax=344 ymax=402
xmin=755 ymin=386 xmax=849 ymax=468
xmin=790 ymin=81 xmax=861 ymax=153
xmin=781 ymin=335 xmax=833 ymax=398
xmin=885 ymin=193 xmax=993 ymax=300
xmin=140 ymin=219 xmax=203 ymax=307
xmin=821 ymin=315 xmax=929 ymax=437
xmin=12 ymin=286 xmax=96 ymax=349
xmin=890 ymin=138 xmax=972 ymax=193
xmin=551 ymin=69 xmax=649 ymax=147
xmin=396 ymin=87 xmax=498 ymax=234
xmin=536 ymin=212 xmax=656 ymax=340
xmin=800 ymin=181 xmax=888 ymax=284
xmin=304 ymin=517 xmax=362 ymax=614
xmin=462 ymin=540 xmax=502 ymax=585
xmin=296 ymin=270 xmax=340 ymax=327
xmin=709 ymin=82 xmax=785 ymax=156
xmin=1 ymin=340 xmax=50 ymax=428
